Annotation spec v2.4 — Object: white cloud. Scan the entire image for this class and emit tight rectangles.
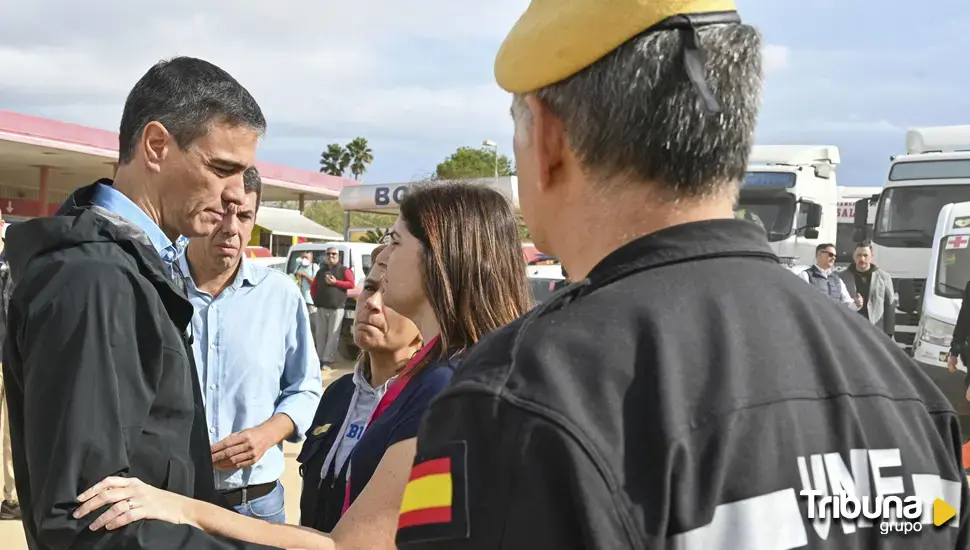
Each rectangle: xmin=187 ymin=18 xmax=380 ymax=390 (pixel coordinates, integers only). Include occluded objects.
xmin=0 ymin=1 xmax=528 ymax=179
xmin=762 ymin=44 xmax=790 ymax=73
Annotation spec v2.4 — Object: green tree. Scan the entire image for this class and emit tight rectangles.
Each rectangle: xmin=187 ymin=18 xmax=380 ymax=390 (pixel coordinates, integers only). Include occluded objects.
xmin=301 ymin=201 xmax=396 ymax=235
xmin=319 ymin=143 xmax=350 ymax=176
xmin=346 ymin=137 xmax=374 ymax=180
xmin=359 ymin=228 xmax=388 ymax=243
xmin=434 ymin=146 xmax=514 ymax=180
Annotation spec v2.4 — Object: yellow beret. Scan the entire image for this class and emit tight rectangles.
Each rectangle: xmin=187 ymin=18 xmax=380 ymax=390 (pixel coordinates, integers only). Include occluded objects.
xmin=495 ymin=0 xmax=738 ymax=94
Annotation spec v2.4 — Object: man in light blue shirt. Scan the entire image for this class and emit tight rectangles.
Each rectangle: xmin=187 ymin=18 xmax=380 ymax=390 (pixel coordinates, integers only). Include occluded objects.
xmin=180 ymin=167 xmax=322 ymax=524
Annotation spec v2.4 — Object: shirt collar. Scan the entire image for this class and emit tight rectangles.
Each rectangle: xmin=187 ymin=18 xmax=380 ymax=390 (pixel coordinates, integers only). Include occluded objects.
xmin=179 ymin=254 xmax=264 ymax=295
xmin=814 ymin=264 xmax=832 ymax=276
xmin=90 ymin=181 xmax=188 ymax=264
xmin=584 ymin=219 xmax=778 ymax=287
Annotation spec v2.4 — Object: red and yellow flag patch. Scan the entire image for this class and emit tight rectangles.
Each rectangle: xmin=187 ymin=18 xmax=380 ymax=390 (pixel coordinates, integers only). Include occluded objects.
xmin=396 ymin=441 xmax=470 ymax=544
xmin=399 ymin=457 xmax=454 ymax=527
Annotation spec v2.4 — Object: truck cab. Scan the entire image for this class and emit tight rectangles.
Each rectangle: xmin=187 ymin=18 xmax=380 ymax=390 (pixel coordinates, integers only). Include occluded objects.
xmin=913 ymin=201 xmax=970 ymax=430
xmin=853 ymin=125 xmax=970 ymax=354
xmin=736 ymin=145 xmax=836 ymax=267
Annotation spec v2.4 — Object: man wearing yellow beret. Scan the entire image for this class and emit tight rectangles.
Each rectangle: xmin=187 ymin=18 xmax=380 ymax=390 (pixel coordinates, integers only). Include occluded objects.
xmin=400 ymin=0 xmax=970 ymax=548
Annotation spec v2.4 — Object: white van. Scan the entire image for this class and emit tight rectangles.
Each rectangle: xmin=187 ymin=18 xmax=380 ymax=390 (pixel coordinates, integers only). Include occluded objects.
xmin=285 ymin=241 xmax=379 ymax=361
xmin=285 ymin=242 xmax=379 ymax=290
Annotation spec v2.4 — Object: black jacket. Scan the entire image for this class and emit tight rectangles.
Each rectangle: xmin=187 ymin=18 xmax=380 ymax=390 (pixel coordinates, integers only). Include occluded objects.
xmin=297 ymin=373 xmax=356 ymax=532
xmin=2 ymin=183 xmax=276 ymax=549
xmin=397 ymin=219 xmax=970 ymax=549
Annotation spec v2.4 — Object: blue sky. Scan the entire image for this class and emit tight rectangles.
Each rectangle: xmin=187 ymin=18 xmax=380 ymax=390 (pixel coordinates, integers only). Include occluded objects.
xmin=1 ymin=0 xmax=968 ymax=187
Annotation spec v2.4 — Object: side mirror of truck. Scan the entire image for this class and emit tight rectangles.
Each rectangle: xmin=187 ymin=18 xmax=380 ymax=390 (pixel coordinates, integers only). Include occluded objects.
xmin=803 ymin=228 xmax=820 ymax=239
xmin=897 ymin=280 xmax=920 ymax=314
xmin=803 ymin=202 xmax=823 ymax=228
xmin=853 ymin=198 xmax=869 ymax=229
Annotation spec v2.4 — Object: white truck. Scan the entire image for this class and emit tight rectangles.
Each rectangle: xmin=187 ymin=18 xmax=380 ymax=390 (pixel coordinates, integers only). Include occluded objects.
xmin=836 ymin=186 xmax=881 ymax=268
xmin=911 ymin=201 xmax=970 ymax=428
xmin=736 ymin=145 xmax=838 ymax=270
xmin=853 ymin=125 xmax=970 ymax=354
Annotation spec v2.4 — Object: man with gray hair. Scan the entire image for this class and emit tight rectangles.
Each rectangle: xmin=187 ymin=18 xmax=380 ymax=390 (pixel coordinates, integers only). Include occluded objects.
xmin=400 ymin=0 xmax=969 ymax=548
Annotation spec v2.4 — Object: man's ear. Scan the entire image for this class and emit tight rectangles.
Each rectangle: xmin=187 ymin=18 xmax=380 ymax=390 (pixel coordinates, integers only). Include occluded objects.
xmin=141 ymin=121 xmax=171 ymax=174
xmin=524 ymin=96 xmax=565 ymax=193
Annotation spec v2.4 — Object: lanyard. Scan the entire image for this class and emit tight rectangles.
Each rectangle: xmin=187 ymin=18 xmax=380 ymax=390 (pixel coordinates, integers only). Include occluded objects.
xmin=342 ymin=335 xmax=441 ymax=515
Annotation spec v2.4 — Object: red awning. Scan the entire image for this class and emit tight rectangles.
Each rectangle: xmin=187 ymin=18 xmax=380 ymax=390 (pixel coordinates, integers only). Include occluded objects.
xmin=245 ymin=246 xmax=273 ymax=258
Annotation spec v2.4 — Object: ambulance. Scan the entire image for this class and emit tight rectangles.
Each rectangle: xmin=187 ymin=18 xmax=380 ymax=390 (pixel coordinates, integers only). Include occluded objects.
xmin=912 ymin=201 xmax=970 ymax=429
xmin=853 ymin=125 xmax=970 ymax=354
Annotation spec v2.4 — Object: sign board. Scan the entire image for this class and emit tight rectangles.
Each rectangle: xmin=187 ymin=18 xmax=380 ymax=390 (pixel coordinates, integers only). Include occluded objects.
xmin=339 ymin=177 xmax=520 ymax=213
xmin=837 ymin=198 xmax=878 ymax=225
xmin=953 ymin=216 xmax=970 ymax=229
xmin=837 ymin=201 xmax=856 ymax=223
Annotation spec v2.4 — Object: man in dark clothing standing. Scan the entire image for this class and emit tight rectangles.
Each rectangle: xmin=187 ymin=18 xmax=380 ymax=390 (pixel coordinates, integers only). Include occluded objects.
xmin=798 ymin=242 xmax=862 ymax=310
xmin=2 ymin=57 xmax=276 ymax=549
xmin=397 ymin=0 xmax=970 ymax=548
xmin=312 ymin=247 xmax=354 ymax=368
xmin=838 ymin=241 xmax=896 ymax=336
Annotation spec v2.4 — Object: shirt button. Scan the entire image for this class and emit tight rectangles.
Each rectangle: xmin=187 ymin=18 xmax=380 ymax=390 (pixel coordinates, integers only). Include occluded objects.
xmin=209 ymin=384 xmax=216 ymax=390
xmin=209 ymin=344 xmax=215 ymax=349
xmin=209 ymin=428 xmax=215 ymax=434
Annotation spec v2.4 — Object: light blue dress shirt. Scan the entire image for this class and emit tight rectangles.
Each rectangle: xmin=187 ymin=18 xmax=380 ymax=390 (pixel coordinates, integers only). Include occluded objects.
xmin=90 ymin=183 xmax=189 ymax=273
xmin=179 ymin=255 xmax=323 ymax=490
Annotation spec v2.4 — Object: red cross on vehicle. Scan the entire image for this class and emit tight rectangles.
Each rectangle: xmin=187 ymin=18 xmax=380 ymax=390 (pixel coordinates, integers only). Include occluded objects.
xmin=947 ymin=235 xmax=969 ymax=249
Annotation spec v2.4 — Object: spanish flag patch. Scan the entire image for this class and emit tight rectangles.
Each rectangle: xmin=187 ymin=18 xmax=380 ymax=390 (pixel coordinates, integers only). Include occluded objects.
xmin=397 ymin=440 xmax=470 ymax=543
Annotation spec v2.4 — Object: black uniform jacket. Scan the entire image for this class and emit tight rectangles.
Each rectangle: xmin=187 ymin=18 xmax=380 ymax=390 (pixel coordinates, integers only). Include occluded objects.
xmin=297 ymin=372 xmax=356 ymax=533
xmin=396 ymin=219 xmax=970 ymax=550
xmin=2 ymin=182 xmax=276 ymax=549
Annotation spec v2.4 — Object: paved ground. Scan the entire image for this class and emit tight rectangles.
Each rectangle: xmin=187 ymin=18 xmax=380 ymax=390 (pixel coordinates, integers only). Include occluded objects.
xmin=0 ymin=362 xmax=353 ymax=550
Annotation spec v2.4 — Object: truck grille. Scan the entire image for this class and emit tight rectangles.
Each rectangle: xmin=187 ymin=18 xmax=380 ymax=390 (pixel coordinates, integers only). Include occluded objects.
xmin=891 ymin=277 xmax=925 ymax=354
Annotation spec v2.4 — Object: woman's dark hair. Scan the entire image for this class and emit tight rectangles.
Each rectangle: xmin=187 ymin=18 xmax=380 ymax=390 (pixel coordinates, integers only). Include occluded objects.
xmin=399 ymin=181 xmax=533 ymax=369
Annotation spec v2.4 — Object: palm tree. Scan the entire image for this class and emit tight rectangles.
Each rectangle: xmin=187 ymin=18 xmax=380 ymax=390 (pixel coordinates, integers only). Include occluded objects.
xmin=319 ymin=143 xmax=350 ymax=176
xmin=359 ymin=228 xmax=388 ymax=243
xmin=345 ymin=137 xmax=374 ymax=180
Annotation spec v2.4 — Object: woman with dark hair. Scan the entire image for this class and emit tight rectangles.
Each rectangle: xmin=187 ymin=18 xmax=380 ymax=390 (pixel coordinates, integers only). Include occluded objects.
xmin=72 ymin=181 xmax=533 ymax=550
xmin=297 ymin=243 xmax=422 ymax=533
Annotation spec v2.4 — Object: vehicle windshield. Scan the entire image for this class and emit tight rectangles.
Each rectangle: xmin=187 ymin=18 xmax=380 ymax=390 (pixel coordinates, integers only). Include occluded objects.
xmin=874 ymin=185 xmax=970 ymax=248
xmin=734 ymin=190 xmax=796 ymax=242
xmin=936 ymin=237 xmax=970 ymax=299
xmin=285 ymin=248 xmax=345 ymax=275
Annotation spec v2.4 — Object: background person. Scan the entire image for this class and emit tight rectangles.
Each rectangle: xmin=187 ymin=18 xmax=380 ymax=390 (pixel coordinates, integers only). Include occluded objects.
xmin=295 ymin=251 xmax=320 ymax=335
xmin=298 ymin=243 xmax=423 ymax=533
xmin=2 ymin=56 xmax=275 ymax=549
xmin=72 ymin=181 xmax=533 ymax=550
xmin=838 ymin=241 xmax=895 ymax=336
xmin=180 ymin=167 xmax=321 ymax=525
xmin=798 ymin=242 xmax=862 ymax=310
xmin=0 ymin=214 xmax=18 ymax=521
xmin=396 ymin=1 xmax=970 ymax=548
xmin=312 ymin=247 xmax=354 ymax=369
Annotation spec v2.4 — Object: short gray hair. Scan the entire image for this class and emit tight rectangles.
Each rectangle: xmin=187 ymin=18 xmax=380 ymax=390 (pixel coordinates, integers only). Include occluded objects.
xmin=512 ymin=24 xmax=763 ymax=201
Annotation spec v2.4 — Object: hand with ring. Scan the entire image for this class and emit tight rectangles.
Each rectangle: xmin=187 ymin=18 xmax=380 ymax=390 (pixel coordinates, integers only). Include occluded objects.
xmin=74 ymin=476 xmax=198 ymax=530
